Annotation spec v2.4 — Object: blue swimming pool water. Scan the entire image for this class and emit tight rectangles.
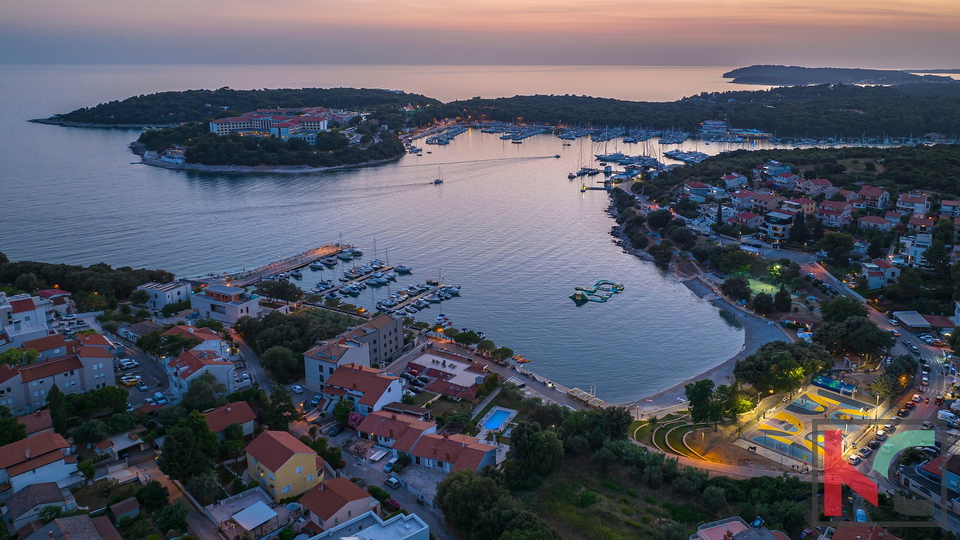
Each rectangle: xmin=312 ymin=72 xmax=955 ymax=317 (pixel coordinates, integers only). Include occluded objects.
xmin=484 ymin=410 xmax=512 ymax=430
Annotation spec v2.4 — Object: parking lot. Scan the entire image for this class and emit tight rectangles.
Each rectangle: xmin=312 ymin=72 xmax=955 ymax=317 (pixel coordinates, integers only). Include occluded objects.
xmin=114 ymin=346 xmax=170 ymax=406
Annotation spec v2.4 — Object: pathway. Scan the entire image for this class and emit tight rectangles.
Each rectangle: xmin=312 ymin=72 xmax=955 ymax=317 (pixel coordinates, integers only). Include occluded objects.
xmin=226 ymin=244 xmax=344 ymax=287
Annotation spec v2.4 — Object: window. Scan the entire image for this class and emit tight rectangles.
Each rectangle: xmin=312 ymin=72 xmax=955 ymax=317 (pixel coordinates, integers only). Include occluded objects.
xmin=252 ymin=458 xmax=258 ymax=466
xmin=269 ymin=473 xmax=275 ymax=480
xmin=296 ymin=466 xmax=303 ymax=475
xmin=281 ymin=485 xmax=291 ymax=494
xmin=307 ymin=474 xmax=314 ymax=482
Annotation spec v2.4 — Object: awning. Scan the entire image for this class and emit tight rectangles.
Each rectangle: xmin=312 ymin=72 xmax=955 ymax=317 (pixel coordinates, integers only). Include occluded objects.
xmin=232 ymin=501 xmax=277 ymax=530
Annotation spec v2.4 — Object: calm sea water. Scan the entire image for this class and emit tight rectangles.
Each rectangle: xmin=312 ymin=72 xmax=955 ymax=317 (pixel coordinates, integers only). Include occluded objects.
xmin=0 ymin=64 xmax=750 ymax=403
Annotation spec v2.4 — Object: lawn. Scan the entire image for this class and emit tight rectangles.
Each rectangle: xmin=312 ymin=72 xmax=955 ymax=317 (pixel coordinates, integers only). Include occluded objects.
xmin=748 ymin=279 xmax=778 ymax=295
xmin=411 ymin=391 xmax=438 ymax=405
xmin=665 ymin=423 xmax=711 ymax=458
xmin=73 ymin=480 xmax=140 ymax=511
xmin=471 ymin=387 xmax=532 ymax=425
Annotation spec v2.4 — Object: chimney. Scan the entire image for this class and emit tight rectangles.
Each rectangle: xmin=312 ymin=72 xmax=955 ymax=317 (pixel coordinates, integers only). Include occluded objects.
xmin=25 ymin=448 xmax=30 ymax=459
xmin=389 ymin=429 xmax=394 ymax=438
xmin=352 ymin=383 xmax=357 ymax=389
xmin=442 ymin=434 xmax=449 ymax=439
xmin=319 ymin=483 xmax=325 ymax=491
xmin=227 ymin=406 xmax=232 ymax=412
xmin=391 ymin=414 xmax=397 ymax=420
xmin=188 ymin=327 xmax=194 ymax=333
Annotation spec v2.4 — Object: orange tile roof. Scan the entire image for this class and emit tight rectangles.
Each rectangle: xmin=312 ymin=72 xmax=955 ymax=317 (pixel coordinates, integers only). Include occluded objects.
xmin=21 ymin=334 xmax=74 ymax=354
xmin=161 ymin=325 xmax=222 ymax=342
xmin=19 ymin=409 xmax=53 ymax=435
xmin=19 ymin=356 xmax=84 ymax=383
xmin=76 ymin=334 xmax=112 ymax=347
xmin=0 ymin=432 xmax=70 ymax=474
xmin=167 ymin=350 xmax=231 ymax=380
xmin=0 ymin=364 xmax=19 ymax=384
xmin=360 ymin=313 xmax=398 ymax=331
xmin=246 ymin=431 xmax=318 ymax=472
xmin=325 ymin=364 xmax=398 ymax=407
xmin=299 ymin=477 xmax=371 ymax=521
xmin=202 ymin=401 xmax=256 ymax=433
xmin=355 ymin=411 xmax=434 ymax=452
xmin=409 ymin=433 xmax=495 ymax=471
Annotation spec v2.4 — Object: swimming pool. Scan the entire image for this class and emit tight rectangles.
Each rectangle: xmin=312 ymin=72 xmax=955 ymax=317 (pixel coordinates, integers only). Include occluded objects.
xmin=483 ymin=410 xmax=512 ymax=430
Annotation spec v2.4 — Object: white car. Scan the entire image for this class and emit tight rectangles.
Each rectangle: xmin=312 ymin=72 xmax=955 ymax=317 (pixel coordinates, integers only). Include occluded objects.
xmin=63 ymin=314 xmax=77 ymax=321
xmin=291 ymin=385 xmax=304 ymax=394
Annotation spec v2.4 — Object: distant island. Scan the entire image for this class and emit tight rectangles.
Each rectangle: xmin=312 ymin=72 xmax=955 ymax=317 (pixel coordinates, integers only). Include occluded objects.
xmin=724 ymin=65 xmax=958 ymax=86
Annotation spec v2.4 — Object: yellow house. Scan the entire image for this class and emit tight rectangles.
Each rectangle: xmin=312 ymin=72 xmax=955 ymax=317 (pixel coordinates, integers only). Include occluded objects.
xmin=246 ymin=430 xmax=324 ymax=502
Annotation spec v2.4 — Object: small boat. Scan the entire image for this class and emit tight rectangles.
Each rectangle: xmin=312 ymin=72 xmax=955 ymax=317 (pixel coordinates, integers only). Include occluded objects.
xmin=317 ymin=280 xmax=334 ymax=289
xmin=396 ymin=309 xmax=409 ymax=316
xmin=309 ymin=262 xmax=324 ymax=270
xmin=337 ymin=251 xmax=354 ymax=261
xmin=384 ymin=272 xmax=397 ymax=281
xmin=308 ymin=287 xmax=321 ymax=294
xmin=395 ymin=265 xmax=412 ymax=274
xmin=433 ymin=167 xmax=444 ymax=185
xmin=568 ymin=173 xmax=576 ymax=179
xmin=349 ymin=248 xmax=363 ymax=257
xmin=426 ymin=279 xmax=439 ymax=286
xmin=290 ymin=270 xmax=303 ymax=279
xmin=338 ymin=277 xmax=351 ymax=282
xmin=325 ymin=292 xmax=338 ymax=300
xmin=426 ymin=294 xmax=443 ymax=303
xmin=414 ymin=300 xmax=429 ymax=309
xmin=511 ymin=140 xmax=522 ymax=144
xmin=370 ymin=259 xmax=386 ymax=269
xmin=322 ymin=258 xmax=338 ymax=267
xmin=442 ymin=286 xmax=461 ymax=296
xmin=407 ymin=306 xmax=418 ymax=313
xmin=512 ymin=355 xmax=532 ymax=364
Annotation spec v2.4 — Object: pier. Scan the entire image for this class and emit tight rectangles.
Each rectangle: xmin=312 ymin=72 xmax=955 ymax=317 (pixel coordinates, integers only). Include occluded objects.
xmin=224 ymin=244 xmax=347 ymax=287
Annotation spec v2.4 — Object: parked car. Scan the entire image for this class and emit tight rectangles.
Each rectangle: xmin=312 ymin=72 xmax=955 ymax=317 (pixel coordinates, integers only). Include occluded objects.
xmin=144 ymin=398 xmax=156 ymax=405
xmin=328 ymin=424 xmax=344 ymax=437
xmin=291 ymin=385 xmax=304 ymax=394
xmin=897 ymin=408 xmax=909 ymax=417
xmin=858 ymin=447 xmax=873 ymax=458
xmin=400 ymin=373 xmax=414 ymax=381
xmin=241 ymin=373 xmax=251 ymax=382
xmin=384 ymin=476 xmax=401 ymax=489
xmin=410 ymin=379 xmax=426 ymax=388
xmin=153 ymin=392 xmax=168 ymax=405
xmin=137 ymin=381 xmax=149 ymax=392
xmin=848 ymin=455 xmax=862 ymax=465
xmin=889 ymin=319 xmax=899 ymax=325
xmin=921 ymin=421 xmax=934 ymax=430
xmin=867 ymin=440 xmax=881 ymax=449
xmin=416 ymin=375 xmax=430 ymax=383
xmin=888 ymin=329 xmax=901 ymax=336
xmin=121 ymin=377 xmax=140 ymax=387
xmin=310 ymin=395 xmax=322 ymax=407
xmin=856 ymin=509 xmax=867 ymax=522
xmin=384 ymin=458 xmax=399 ymax=473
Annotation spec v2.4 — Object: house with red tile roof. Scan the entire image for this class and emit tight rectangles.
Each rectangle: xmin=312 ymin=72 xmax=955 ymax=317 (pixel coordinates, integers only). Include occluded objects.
xmin=906 ymin=216 xmax=936 ymax=233
xmin=304 ymin=338 xmax=370 ymax=391
xmin=354 ymin=411 xmax=436 ymax=452
xmin=409 ymin=433 xmax=496 ymax=473
xmin=816 ymin=200 xmax=852 ymax=228
xmin=246 ymin=430 xmax=323 ymax=502
xmin=796 ymin=177 xmax=833 ymax=196
xmin=720 ymin=173 xmax=748 ymax=191
xmin=299 ymin=478 xmax=379 ymax=532
xmin=772 ymin=172 xmax=799 ymax=190
xmin=781 ymin=197 xmax=815 ymax=216
xmin=751 ymin=193 xmax=784 ymax=213
xmin=0 ymin=345 xmax=116 ymax=416
xmin=855 ymin=185 xmax=889 ymax=209
xmin=729 ymin=191 xmax=756 ymax=210
xmin=726 ymin=212 xmax=763 ymax=230
xmin=162 ymin=325 xmax=231 ymax=358
xmin=940 ymin=199 xmax=960 ymax=218
xmin=0 ymin=293 xmax=55 ymax=351
xmin=18 ymin=409 xmax=53 ymax=438
xmin=320 ymin=364 xmax=403 ymax=416
xmin=24 ymin=514 xmax=122 ymax=540
xmin=202 ymin=401 xmax=256 ymax=440
xmin=830 ymin=527 xmax=903 ymax=540
xmin=0 ymin=432 xmax=77 ymax=492
xmin=166 ymin=350 xmax=235 ymax=401
xmin=858 ymin=215 xmax=895 ymax=232
xmin=897 ymin=193 xmax=930 ymax=216
xmin=859 ymin=259 xmax=901 ymax=289
xmin=20 ymin=334 xmax=76 ymax=361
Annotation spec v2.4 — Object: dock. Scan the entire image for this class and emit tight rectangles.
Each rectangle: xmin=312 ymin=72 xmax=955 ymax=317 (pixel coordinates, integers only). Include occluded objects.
xmin=225 ymin=244 xmax=347 ymax=287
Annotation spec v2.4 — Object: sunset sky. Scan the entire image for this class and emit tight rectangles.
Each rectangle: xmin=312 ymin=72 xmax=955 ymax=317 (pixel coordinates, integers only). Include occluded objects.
xmin=3 ymin=0 xmax=959 ymax=67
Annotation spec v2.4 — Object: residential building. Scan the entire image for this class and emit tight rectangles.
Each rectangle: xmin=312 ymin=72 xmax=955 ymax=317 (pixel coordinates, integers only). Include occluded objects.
xmin=900 ymin=233 xmax=933 ymax=267
xmin=772 ymin=172 xmax=799 ymax=190
xmin=885 ymin=210 xmax=903 ymax=222
xmin=136 ymin=282 xmax=191 ymax=311
xmin=34 ymin=290 xmax=73 ymax=316
xmin=208 ymin=107 xmax=338 ymax=136
xmin=202 ymin=401 xmax=257 ymax=441
xmin=751 ymin=193 xmax=784 ymax=213
xmin=339 ymin=314 xmax=405 ymax=366
xmin=320 ymin=364 xmax=402 ymax=415
xmin=0 ymin=346 xmax=115 ymax=415
xmin=407 ymin=349 xmax=490 ymax=401
xmin=109 ymin=497 xmax=140 ymax=521
xmin=24 ymin=514 xmax=122 ymax=540
xmin=761 ymin=160 xmax=792 ymax=178
xmin=726 ymin=212 xmax=763 ymax=230
xmin=781 ymin=197 xmax=815 ymax=216
xmin=683 ymin=182 xmax=711 ymax=199
xmin=729 ymin=191 xmax=755 ymax=210
xmin=355 ymin=411 xmax=436 ymax=452
xmin=897 ymin=193 xmax=930 ymax=216
xmin=21 ymin=334 xmax=76 ymax=361
xmin=190 ymin=284 xmax=261 ymax=325
xmin=855 ymin=185 xmax=890 ymax=209
xmin=299 ymin=478 xmax=379 ymax=533
xmin=763 ymin=210 xmax=795 ymax=244
xmin=304 ymin=338 xmax=370 ymax=390
xmin=906 ymin=216 xmax=936 ymax=233
xmin=0 ymin=432 xmax=77 ymax=492
xmin=721 ymin=173 xmax=748 ymax=191
xmin=858 ymin=215 xmax=895 ymax=232
xmin=409 ymin=433 xmax=497 ymax=473
xmin=816 ymin=200 xmax=852 ymax=228
xmin=0 ymin=293 xmax=55 ymax=352
xmin=166 ymin=350 xmax=235 ymax=401
xmin=838 ymin=189 xmax=858 ymax=202
xmin=796 ymin=177 xmax=833 ymax=196
xmin=940 ymin=199 xmax=960 ymax=218
xmin=117 ymin=320 xmax=163 ymax=342
xmin=307 ymin=511 xmax=429 ymax=540
xmin=19 ymin=409 xmax=54 ymax=437
xmin=860 ymin=259 xmax=901 ymax=289
xmin=246 ymin=430 xmax=324 ymax=502
xmin=4 ymin=482 xmax=72 ymax=533
xmin=690 ymin=516 xmax=789 ymax=540
xmin=162 ymin=325 xmax=231 ymax=358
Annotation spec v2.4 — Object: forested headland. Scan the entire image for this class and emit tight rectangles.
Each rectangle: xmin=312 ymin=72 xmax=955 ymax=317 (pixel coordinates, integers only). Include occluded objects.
xmin=722 ymin=65 xmax=956 ymax=86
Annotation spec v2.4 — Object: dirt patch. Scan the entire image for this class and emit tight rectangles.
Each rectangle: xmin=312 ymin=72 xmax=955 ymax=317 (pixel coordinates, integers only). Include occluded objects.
xmin=697 ymin=424 xmax=792 ymax=473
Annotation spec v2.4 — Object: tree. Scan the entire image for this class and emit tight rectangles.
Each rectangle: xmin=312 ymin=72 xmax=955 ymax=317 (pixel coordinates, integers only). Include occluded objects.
xmin=734 ymin=341 xmax=831 ymax=393
xmin=789 ymin=216 xmax=809 ymax=243
xmin=0 ymin=347 xmax=39 ymax=366
xmin=130 ymin=289 xmax=151 ymax=307
xmin=264 ymin=384 xmax=300 ymax=431
xmin=477 ymin=340 xmax=496 ymax=355
xmin=492 ymin=347 xmax=514 ymax=362
xmin=870 ymin=376 xmax=895 ymax=401
xmin=646 ymin=209 xmax=673 ymax=230
xmin=46 ymin=385 xmax=67 ymax=434
xmin=137 ymin=480 xmax=170 ymax=510
xmin=774 ymin=285 xmax=792 ymax=312
xmin=669 ymin=227 xmax=697 ymax=251
xmin=186 ymin=471 xmax=221 ymax=505
xmin=77 ymin=460 xmax=96 ymax=482
xmin=720 ymin=276 xmax=752 ymax=301
xmin=508 ymin=422 xmax=564 ymax=478
xmin=155 ymin=500 xmax=189 ymax=533
xmin=183 ymin=372 xmax=227 ymax=411
xmin=14 ymin=273 xmax=40 ymax=292
xmin=454 ymin=330 xmax=481 ymax=346
xmin=195 ymin=318 xmax=225 ymax=334
xmin=893 ymin=267 xmax=922 ymax=300
xmin=820 ymin=297 xmax=867 ymax=322
xmin=923 ymin=239 xmax=950 ymax=276
xmin=685 ymin=379 xmax=717 ymax=424
xmin=752 ymin=292 xmax=774 ymax=314
xmin=814 ymin=316 xmax=895 ymax=360
xmin=819 ymin=232 xmax=855 ymax=264
xmin=648 ymin=242 xmax=674 ymax=266
xmin=254 ymin=281 xmax=302 ymax=302
xmin=258 ymin=346 xmax=300 ymax=384
xmin=160 ymin=411 xmax=217 ymax=482
xmin=107 ymin=413 xmax=136 ymax=434
xmin=73 ymin=419 xmax=108 ymax=443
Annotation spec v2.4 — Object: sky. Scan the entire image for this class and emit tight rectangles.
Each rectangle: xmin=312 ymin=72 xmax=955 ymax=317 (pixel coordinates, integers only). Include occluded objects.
xmin=2 ymin=0 xmax=959 ymax=68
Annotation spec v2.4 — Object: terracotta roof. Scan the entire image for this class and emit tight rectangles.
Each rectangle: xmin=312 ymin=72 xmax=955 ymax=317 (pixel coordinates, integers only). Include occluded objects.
xmin=899 ymin=194 xmax=927 ymax=204
xmin=109 ymin=497 xmax=140 ymax=516
xmin=25 ymin=514 xmax=111 ymax=540
xmin=19 ymin=356 xmax=84 ymax=383
xmin=921 ymin=314 xmax=955 ymax=329
xmin=246 ymin=430 xmax=317 ymax=472
xmin=776 ymin=172 xmax=798 ymax=179
xmin=361 ymin=313 xmax=399 ymax=331
xmin=76 ymin=334 xmax=111 ymax=348
xmin=0 ymin=364 xmax=19 ymax=384
xmin=409 ymin=433 xmax=495 ymax=471
xmin=786 ymin=198 xmax=815 ymax=204
xmin=684 ymin=181 xmax=709 ymax=189
xmin=806 ymin=178 xmax=832 ymax=186
xmin=753 ymin=193 xmax=781 ymax=202
xmin=819 ymin=200 xmax=850 ymax=211
xmin=162 ymin=325 xmax=222 ymax=342
xmin=381 ymin=402 xmax=430 ymax=417
xmin=7 ymin=448 xmax=71 ymax=478
xmin=908 ymin=216 xmax=934 ymax=226
xmin=871 ymin=258 xmax=895 ymax=270
xmin=830 ymin=526 xmax=903 ymax=540
xmin=737 ymin=212 xmax=759 ymax=220
xmin=325 ymin=364 xmax=398 ymax=407
xmin=77 ymin=346 xmax=113 ymax=359
xmin=202 ymin=401 xmax=256 ymax=433
xmin=885 ymin=211 xmax=902 ymax=219
xmin=21 ymin=334 xmax=74 ymax=354
xmin=123 ymin=321 xmax=163 ymax=337
xmin=10 ymin=299 xmax=37 ymax=314
xmin=299 ymin=478 xmax=371 ymax=521
xmin=859 ymin=216 xmax=890 ymax=224
xmin=91 ymin=516 xmax=123 ymax=540
xmin=0 ymin=432 xmax=70 ymax=471
xmin=167 ymin=350 xmax=231 ymax=380
xmin=858 ymin=185 xmax=887 ymax=198
xmin=5 ymin=482 xmax=65 ymax=520
xmin=304 ymin=338 xmax=358 ymax=362
xmin=35 ymin=290 xmax=71 ymax=299
xmin=134 ymin=403 xmax=162 ymax=415
xmin=731 ymin=191 xmax=755 ymax=199
xmin=19 ymin=410 xmax=53 ymax=435
xmin=355 ymin=411 xmax=434 ymax=452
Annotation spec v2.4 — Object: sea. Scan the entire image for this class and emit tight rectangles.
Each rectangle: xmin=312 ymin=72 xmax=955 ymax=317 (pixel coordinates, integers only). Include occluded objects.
xmin=0 ymin=64 xmax=776 ymax=403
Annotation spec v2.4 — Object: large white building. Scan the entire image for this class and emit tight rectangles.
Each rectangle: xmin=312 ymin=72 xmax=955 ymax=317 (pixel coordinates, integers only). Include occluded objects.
xmin=166 ymin=350 xmax=235 ymax=401
xmin=0 ymin=345 xmax=116 ymax=415
xmin=136 ymin=282 xmax=191 ymax=311
xmin=0 ymin=293 xmax=55 ymax=352
xmin=303 ymin=314 xmax=405 ymax=390
xmin=900 ymin=233 xmax=933 ymax=267
xmin=0 ymin=433 xmax=79 ymax=491
xmin=190 ymin=284 xmax=261 ymax=325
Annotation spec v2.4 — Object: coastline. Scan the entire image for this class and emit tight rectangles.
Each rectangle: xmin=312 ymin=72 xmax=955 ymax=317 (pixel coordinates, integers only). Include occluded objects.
xmin=138 ymin=154 xmax=404 ymax=174
xmin=29 ymin=118 xmax=179 ymax=129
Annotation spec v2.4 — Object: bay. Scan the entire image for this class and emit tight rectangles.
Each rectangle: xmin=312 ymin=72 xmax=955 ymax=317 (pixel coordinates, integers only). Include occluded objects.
xmin=0 ymin=64 xmax=750 ymax=403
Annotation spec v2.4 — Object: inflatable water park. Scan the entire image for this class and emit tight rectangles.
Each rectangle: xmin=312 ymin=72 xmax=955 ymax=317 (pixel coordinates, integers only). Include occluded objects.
xmin=570 ymin=280 xmax=625 ymax=305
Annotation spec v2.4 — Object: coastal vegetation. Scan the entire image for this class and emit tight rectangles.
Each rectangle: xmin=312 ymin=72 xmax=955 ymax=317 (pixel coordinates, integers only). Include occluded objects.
xmin=47 ymin=87 xmax=441 ymax=126
xmin=722 ymin=65 xmax=957 ymax=86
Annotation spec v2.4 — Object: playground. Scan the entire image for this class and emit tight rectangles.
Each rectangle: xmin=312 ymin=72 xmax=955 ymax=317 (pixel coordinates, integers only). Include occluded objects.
xmin=742 ymin=382 xmax=878 ymax=466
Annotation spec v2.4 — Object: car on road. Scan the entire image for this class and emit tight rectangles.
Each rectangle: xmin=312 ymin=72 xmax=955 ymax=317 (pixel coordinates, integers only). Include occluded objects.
xmin=897 ymin=408 xmax=909 ymax=417
xmin=153 ymin=392 xmax=168 ymax=405
xmin=867 ymin=440 xmax=881 ymax=449
xmin=807 ymin=273 xmax=816 ymax=278
xmin=126 ymin=403 xmax=134 ymax=412
xmin=922 ymin=421 xmax=934 ymax=430
xmin=848 ymin=455 xmax=862 ymax=465
xmin=858 ymin=447 xmax=873 ymax=458
xmin=120 ymin=377 xmax=140 ymax=387
xmin=889 ymin=319 xmax=899 ymax=325
xmin=291 ymin=385 xmax=304 ymax=394
xmin=137 ymin=381 xmax=149 ymax=392
xmin=384 ymin=476 xmax=401 ymax=489
xmin=905 ymin=402 xmax=915 ymax=409
xmin=888 ymin=329 xmax=901 ymax=336
xmin=310 ymin=395 xmax=322 ymax=407
xmin=144 ymin=398 xmax=156 ymax=405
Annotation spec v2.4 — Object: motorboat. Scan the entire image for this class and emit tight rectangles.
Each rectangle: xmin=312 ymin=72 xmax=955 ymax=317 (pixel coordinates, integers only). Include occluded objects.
xmin=384 ymin=272 xmax=397 ymax=281
xmin=442 ymin=286 xmax=461 ymax=296
xmin=349 ymin=248 xmax=364 ymax=257
xmin=380 ymin=298 xmax=397 ymax=307
xmin=325 ymin=292 xmax=338 ymax=300
xmin=341 ymin=285 xmax=361 ymax=296
xmin=395 ymin=265 xmax=412 ymax=274
xmin=406 ymin=306 xmax=418 ymax=313
xmin=309 ymin=262 xmax=325 ymax=270
xmin=317 ymin=280 xmax=334 ymax=289
xmin=426 ymin=294 xmax=443 ymax=303
xmin=322 ymin=258 xmax=338 ymax=267
xmin=414 ymin=300 xmax=429 ymax=309
xmin=338 ymin=277 xmax=351 ymax=282
xmin=337 ymin=251 xmax=353 ymax=261
xmin=568 ymin=173 xmax=576 ymax=179
xmin=370 ymin=259 xmax=386 ymax=269
xmin=290 ymin=270 xmax=303 ymax=279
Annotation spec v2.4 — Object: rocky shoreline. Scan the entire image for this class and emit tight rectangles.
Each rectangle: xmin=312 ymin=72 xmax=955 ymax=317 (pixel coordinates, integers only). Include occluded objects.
xmin=30 ymin=118 xmax=180 ymax=129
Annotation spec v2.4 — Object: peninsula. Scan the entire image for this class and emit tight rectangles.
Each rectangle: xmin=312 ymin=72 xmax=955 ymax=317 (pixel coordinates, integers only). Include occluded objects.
xmin=723 ymin=64 xmax=958 ymax=86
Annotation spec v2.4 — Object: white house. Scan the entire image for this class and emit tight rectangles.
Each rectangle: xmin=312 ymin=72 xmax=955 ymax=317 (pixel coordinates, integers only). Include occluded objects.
xmin=858 ymin=215 xmax=895 ymax=232
xmin=896 ymin=193 xmax=930 ymax=216
xmin=136 ymin=282 xmax=191 ymax=311
xmin=303 ymin=338 xmax=370 ymax=391
xmin=166 ymin=350 xmax=235 ymax=401
xmin=202 ymin=401 xmax=257 ymax=441
xmin=0 ymin=293 xmax=55 ymax=352
xmin=299 ymin=478 xmax=379 ymax=533
xmin=816 ymin=201 xmax=853 ymax=228
xmin=408 ymin=433 xmax=497 ymax=473
xmin=796 ymin=177 xmax=834 ymax=196
xmin=0 ymin=433 xmax=78 ymax=491
xmin=190 ymin=284 xmax=261 ymax=325
xmin=730 ymin=191 xmax=756 ymax=210
xmin=900 ymin=234 xmax=933 ymax=267
xmin=320 ymin=364 xmax=402 ymax=416
xmin=773 ymin=172 xmax=799 ymax=190
xmin=721 ymin=173 xmax=749 ymax=191
xmin=860 ymin=259 xmax=901 ymax=289
xmin=162 ymin=325 xmax=233 ymax=359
